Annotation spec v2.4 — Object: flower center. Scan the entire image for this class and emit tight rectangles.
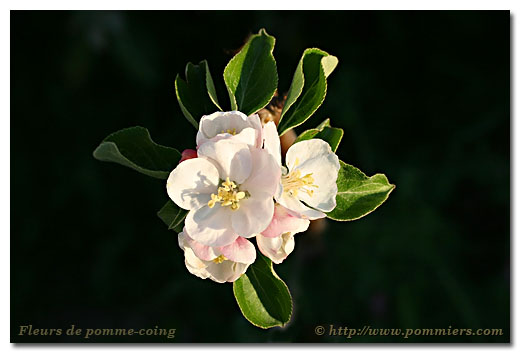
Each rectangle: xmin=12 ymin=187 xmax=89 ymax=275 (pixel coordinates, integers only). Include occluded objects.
xmin=207 ymin=177 xmax=247 ymax=211
xmin=212 ymin=255 xmax=227 ymax=264
xmin=282 ymin=169 xmax=318 ymax=197
xmin=220 ymin=128 xmax=237 ymax=135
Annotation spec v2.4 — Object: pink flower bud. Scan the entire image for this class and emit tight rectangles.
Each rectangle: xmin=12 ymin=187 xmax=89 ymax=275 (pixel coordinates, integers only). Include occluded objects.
xmin=179 ymin=149 xmax=197 ymax=163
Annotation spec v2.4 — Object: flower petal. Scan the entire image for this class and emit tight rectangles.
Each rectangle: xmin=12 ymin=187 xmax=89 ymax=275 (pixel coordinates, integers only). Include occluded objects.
xmin=249 ymin=113 xmax=264 ymax=148
xmin=219 ymin=237 xmax=256 ymax=264
xmin=197 ymin=111 xmax=262 ymax=148
xmin=231 ymin=196 xmax=274 ymax=237
xmin=198 ymin=139 xmax=252 ymax=184
xmin=167 ymin=158 xmax=219 ymax=210
xmin=230 ymin=127 xmax=258 ymax=146
xmin=184 ymin=248 xmax=212 ymax=280
xmin=200 ymin=111 xmax=250 ymax=138
xmin=185 ymin=204 xmax=238 ymax=247
xmin=257 ymin=232 xmax=296 ymax=264
xmin=261 ymin=204 xmax=310 ymax=238
xmin=178 ymin=232 xmax=211 ymax=280
xmin=205 ymin=261 xmax=249 ymax=283
xmin=182 ymin=231 xmax=221 ymax=261
xmin=179 ymin=230 xmax=248 ymax=283
xmin=262 ymin=121 xmax=281 ymax=167
xmin=240 ymin=147 xmax=281 ymax=198
xmin=277 ymin=192 xmax=326 ymax=220
xmin=285 ymin=139 xmax=334 ymax=172
xmin=296 ymin=152 xmax=340 ymax=212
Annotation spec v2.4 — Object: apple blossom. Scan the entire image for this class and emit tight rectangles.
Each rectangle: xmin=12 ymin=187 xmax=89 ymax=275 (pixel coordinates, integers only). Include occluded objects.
xmin=256 ymin=204 xmax=310 ymax=264
xmin=178 ymin=228 xmax=256 ymax=283
xmin=167 ymin=138 xmax=281 ymax=247
xmin=264 ymin=125 xmax=340 ymax=220
xmin=196 ymin=111 xmax=263 ymax=148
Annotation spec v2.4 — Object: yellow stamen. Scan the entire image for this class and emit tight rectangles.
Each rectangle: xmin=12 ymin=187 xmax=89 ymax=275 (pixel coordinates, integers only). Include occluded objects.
xmin=207 ymin=177 xmax=248 ymax=211
xmin=212 ymin=255 xmax=227 ymax=264
xmin=282 ymin=169 xmax=318 ymax=197
xmin=220 ymin=128 xmax=237 ymax=135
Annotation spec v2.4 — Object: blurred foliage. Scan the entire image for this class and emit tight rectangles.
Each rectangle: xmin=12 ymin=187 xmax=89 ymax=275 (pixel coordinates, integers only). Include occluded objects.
xmin=11 ymin=10 xmax=509 ymax=342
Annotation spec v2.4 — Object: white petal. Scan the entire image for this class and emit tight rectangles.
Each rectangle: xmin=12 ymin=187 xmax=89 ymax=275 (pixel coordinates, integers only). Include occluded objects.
xmin=285 ymin=139 xmax=334 ymax=172
xmin=296 ymin=152 xmax=340 ymax=212
xmin=179 ymin=232 xmax=211 ymax=280
xmin=197 ymin=111 xmax=261 ymax=148
xmin=230 ymin=127 xmax=258 ymax=146
xmin=178 ymin=230 xmax=188 ymax=249
xmin=231 ymin=197 xmax=275 ymax=237
xmin=195 ymin=129 xmax=206 ymax=148
xmin=262 ymin=121 xmax=281 ymax=167
xmin=219 ymin=237 xmax=256 ymax=265
xmin=205 ymin=260 xmax=249 ymax=283
xmin=166 ymin=158 xmax=219 ymax=210
xmin=257 ymin=233 xmax=296 ymax=264
xmin=277 ymin=192 xmax=326 ymax=220
xmin=200 ymin=111 xmax=250 ymax=137
xmin=183 ymin=247 xmax=211 ymax=280
xmin=249 ymin=113 xmax=264 ymax=148
xmin=198 ymin=139 xmax=252 ymax=184
xmin=240 ymin=147 xmax=281 ymax=199
xmin=185 ymin=205 xmax=238 ymax=247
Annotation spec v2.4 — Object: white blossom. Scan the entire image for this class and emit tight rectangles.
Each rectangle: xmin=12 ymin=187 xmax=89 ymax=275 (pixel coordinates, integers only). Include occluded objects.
xmin=167 ymin=138 xmax=280 ymax=247
xmin=264 ymin=126 xmax=340 ymax=220
xmin=196 ymin=111 xmax=263 ymax=148
xmin=178 ymin=228 xmax=256 ymax=283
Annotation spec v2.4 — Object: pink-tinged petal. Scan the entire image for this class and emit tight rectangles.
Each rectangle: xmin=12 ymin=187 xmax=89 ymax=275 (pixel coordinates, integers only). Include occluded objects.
xmin=179 ymin=149 xmax=197 ymax=163
xmin=231 ymin=196 xmax=275 ymax=238
xmin=185 ymin=205 xmax=238 ymax=247
xmin=240 ymin=147 xmax=281 ymax=198
xmin=219 ymin=237 xmax=256 ymax=265
xmin=178 ymin=229 xmax=248 ymax=283
xmin=262 ymin=121 xmax=281 ymax=166
xmin=197 ymin=139 xmax=252 ymax=184
xmin=183 ymin=232 xmax=221 ymax=261
xmin=166 ymin=158 xmax=219 ymax=210
xmin=261 ymin=204 xmax=310 ymax=238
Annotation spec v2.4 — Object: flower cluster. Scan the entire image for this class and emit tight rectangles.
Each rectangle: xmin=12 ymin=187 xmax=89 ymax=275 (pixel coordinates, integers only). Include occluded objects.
xmin=167 ymin=111 xmax=340 ymax=283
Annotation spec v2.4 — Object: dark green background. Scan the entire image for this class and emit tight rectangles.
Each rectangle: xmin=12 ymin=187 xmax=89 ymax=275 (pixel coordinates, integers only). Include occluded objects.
xmin=11 ymin=10 xmax=510 ymax=343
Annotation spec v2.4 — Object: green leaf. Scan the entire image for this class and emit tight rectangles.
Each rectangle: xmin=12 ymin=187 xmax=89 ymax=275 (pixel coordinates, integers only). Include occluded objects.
xmin=233 ymin=253 xmax=292 ymax=329
xmin=93 ymin=127 xmax=180 ymax=179
xmin=157 ymin=200 xmax=187 ymax=233
xmin=278 ymin=48 xmax=338 ymax=136
xmin=175 ymin=60 xmax=222 ymax=129
xmin=223 ymin=29 xmax=278 ymax=116
xmin=294 ymin=118 xmax=344 ymax=152
xmin=327 ymin=161 xmax=395 ymax=221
